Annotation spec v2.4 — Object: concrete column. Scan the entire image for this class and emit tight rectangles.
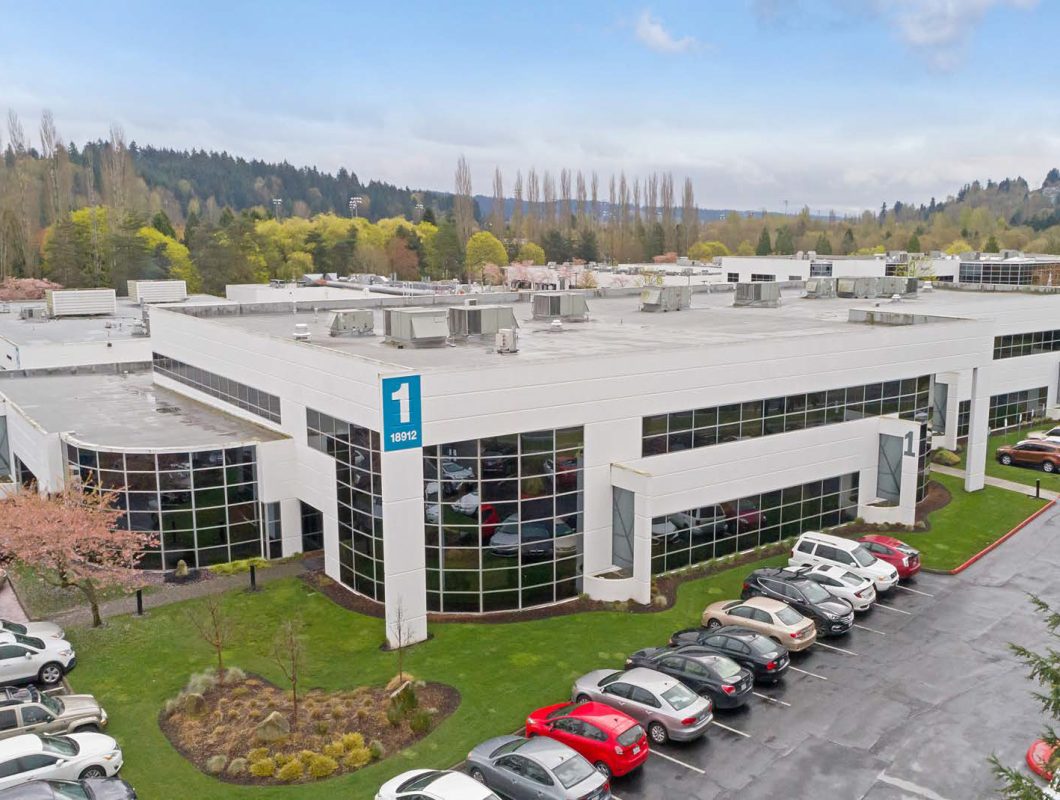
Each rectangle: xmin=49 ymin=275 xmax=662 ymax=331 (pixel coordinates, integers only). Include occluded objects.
xmin=630 ymin=492 xmax=653 ymax=606
xmin=278 ymin=498 xmax=302 ymax=557
xmin=380 ymin=446 xmax=427 ymax=646
xmin=964 ymin=366 xmax=989 ymax=492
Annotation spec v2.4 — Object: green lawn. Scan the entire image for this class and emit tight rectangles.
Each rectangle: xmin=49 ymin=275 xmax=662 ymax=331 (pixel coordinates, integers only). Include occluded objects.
xmin=887 ymin=473 xmax=1046 ymax=570
xmin=9 ymin=565 xmax=156 ymax=619
xmin=957 ymin=429 xmax=1060 ymax=494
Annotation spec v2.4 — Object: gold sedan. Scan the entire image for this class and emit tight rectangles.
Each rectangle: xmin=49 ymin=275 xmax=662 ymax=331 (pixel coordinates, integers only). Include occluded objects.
xmin=701 ymin=596 xmax=817 ymax=652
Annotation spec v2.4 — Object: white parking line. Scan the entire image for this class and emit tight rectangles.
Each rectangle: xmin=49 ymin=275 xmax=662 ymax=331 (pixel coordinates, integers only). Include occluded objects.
xmin=874 ymin=602 xmax=912 ymax=615
xmin=853 ymin=622 xmax=887 ymax=635
xmin=815 ymin=641 xmax=859 ymax=656
xmin=789 ymin=665 xmax=828 ymax=680
xmin=894 ymin=584 xmax=934 ymax=597
xmin=752 ymin=690 xmax=791 ymax=707
xmin=650 ymin=748 xmax=707 ymax=774
xmin=876 ymin=771 xmax=956 ymax=800
xmin=710 ymin=720 xmax=751 ymax=738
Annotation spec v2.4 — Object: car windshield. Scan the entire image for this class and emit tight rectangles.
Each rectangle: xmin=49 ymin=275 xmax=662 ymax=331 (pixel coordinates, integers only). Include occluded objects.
xmin=41 ymin=694 xmax=63 ymax=714
xmin=661 ymin=683 xmax=698 ymax=711
xmin=41 ymin=734 xmax=78 ymax=757
xmin=746 ymin=636 xmax=776 ymax=654
xmin=799 ymin=581 xmax=831 ymax=603
xmin=14 ymin=634 xmax=44 ymax=650
xmin=616 ymin=724 xmax=645 ymax=747
xmin=851 ymin=546 xmax=877 ymax=567
xmin=839 ymin=572 xmax=864 ymax=587
xmin=547 ymin=703 xmax=578 ymax=720
xmin=488 ymin=739 xmax=525 ymax=758
xmin=397 ymin=771 xmax=444 ymax=791
xmin=52 ymin=785 xmax=90 ymax=800
xmin=776 ymin=606 xmax=804 ymax=626
xmin=597 ymin=671 xmax=623 ymax=687
xmin=0 ymin=620 xmax=26 ymax=635
xmin=711 ymin=657 xmax=743 ymax=680
xmin=554 ymin=754 xmax=596 ymax=789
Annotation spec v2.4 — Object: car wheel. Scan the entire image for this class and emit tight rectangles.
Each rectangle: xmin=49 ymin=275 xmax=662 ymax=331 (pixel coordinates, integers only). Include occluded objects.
xmin=1044 ymin=461 xmax=1056 ymax=473
xmin=575 ymin=693 xmax=591 ymax=703
xmin=469 ymin=768 xmax=486 ymax=783
xmin=706 ymin=618 xmax=721 ymax=630
xmin=78 ymin=723 xmax=101 ymax=733
xmin=1000 ymin=454 xmax=1013 ymax=465
xmin=79 ymin=766 xmax=106 ymax=780
xmin=648 ymin=721 xmax=668 ymax=745
xmin=594 ymin=761 xmax=612 ymax=779
xmin=38 ymin=662 xmax=64 ymax=686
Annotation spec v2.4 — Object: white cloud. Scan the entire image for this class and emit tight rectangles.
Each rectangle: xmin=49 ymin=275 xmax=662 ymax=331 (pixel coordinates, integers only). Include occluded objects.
xmin=634 ymin=10 xmax=696 ymax=54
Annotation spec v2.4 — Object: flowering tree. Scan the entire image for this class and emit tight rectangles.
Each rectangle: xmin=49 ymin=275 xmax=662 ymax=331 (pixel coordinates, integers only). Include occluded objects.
xmin=0 ymin=483 xmax=157 ymax=627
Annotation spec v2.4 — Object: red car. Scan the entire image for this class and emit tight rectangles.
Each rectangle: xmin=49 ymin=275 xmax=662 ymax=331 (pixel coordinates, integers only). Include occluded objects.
xmin=525 ymin=700 xmax=649 ymax=779
xmin=1027 ymin=738 xmax=1057 ymax=782
xmin=859 ymin=534 xmax=921 ymax=579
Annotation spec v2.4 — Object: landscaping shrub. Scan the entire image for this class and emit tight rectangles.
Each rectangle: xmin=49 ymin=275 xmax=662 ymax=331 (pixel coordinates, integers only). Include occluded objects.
xmin=205 ymin=755 xmax=227 ymax=775
xmin=409 ymin=708 xmax=433 ymax=735
xmin=246 ymin=747 xmax=269 ymax=763
xmin=273 ymin=753 xmax=292 ymax=767
xmin=226 ymin=757 xmax=247 ymax=776
xmin=308 ymin=753 xmax=339 ymax=779
xmin=276 ymin=758 xmax=304 ymax=782
xmin=385 ymin=703 xmax=404 ymax=727
xmin=314 ymin=721 xmax=329 ymax=735
xmin=341 ymin=732 xmax=365 ymax=751
xmin=248 ymin=757 xmax=275 ymax=778
xmin=223 ymin=666 xmax=247 ymax=684
xmin=185 ymin=670 xmax=220 ymax=696
xmin=368 ymin=739 xmax=385 ymax=760
xmin=322 ymin=741 xmax=345 ymax=759
xmin=297 ymin=749 xmax=317 ymax=767
xmin=342 ymin=746 xmax=372 ymax=770
xmin=209 ymin=557 xmax=270 ymax=576
xmin=933 ymin=449 xmax=962 ymax=466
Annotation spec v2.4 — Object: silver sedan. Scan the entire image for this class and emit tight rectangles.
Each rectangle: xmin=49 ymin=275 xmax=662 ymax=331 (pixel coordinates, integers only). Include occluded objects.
xmin=572 ymin=667 xmax=713 ymax=744
xmin=466 ymin=735 xmax=610 ymax=800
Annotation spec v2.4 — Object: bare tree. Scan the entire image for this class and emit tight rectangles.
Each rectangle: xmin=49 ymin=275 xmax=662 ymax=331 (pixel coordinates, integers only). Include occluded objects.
xmin=511 ymin=170 xmax=524 ymax=239
xmin=681 ymin=177 xmax=698 ymax=254
xmin=271 ymin=619 xmax=307 ymax=728
xmin=559 ymin=168 xmax=572 ymax=229
xmin=38 ymin=111 xmax=65 ymax=225
xmin=103 ymin=124 xmax=131 ymax=214
xmin=618 ymin=173 xmax=630 ymax=259
xmin=490 ymin=167 xmax=504 ymax=234
xmin=660 ymin=172 xmax=675 ymax=250
xmin=527 ymin=168 xmax=540 ymax=241
xmin=645 ymin=173 xmax=658 ymax=227
xmin=632 ymin=178 xmax=641 ymax=226
xmin=542 ymin=170 xmax=556 ymax=230
xmin=187 ymin=596 xmax=233 ymax=676
xmin=6 ymin=110 xmax=36 ymax=276
xmin=389 ymin=600 xmax=415 ymax=684
xmin=453 ymin=156 xmax=475 ymax=245
xmin=607 ymin=174 xmax=616 ymax=259
xmin=590 ymin=172 xmax=599 ymax=227
xmin=575 ymin=171 xmax=587 ymax=226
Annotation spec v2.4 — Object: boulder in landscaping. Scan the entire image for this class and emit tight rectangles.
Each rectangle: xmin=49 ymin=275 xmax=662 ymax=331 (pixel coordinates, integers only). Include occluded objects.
xmin=182 ymin=693 xmax=207 ymax=716
xmin=205 ymin=755 xmax=227 ymax=774
xmin=254 ymin=711 xmax=291 ymax=743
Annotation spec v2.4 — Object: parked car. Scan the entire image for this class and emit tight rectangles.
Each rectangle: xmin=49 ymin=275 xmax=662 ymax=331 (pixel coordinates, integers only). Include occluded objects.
xmin=789 ymin=531 xmax=899 ymax=592
xmin=741 ymin=568 xmax=854 ymax=636
xmin=544 ymin=457 xmax=580 ymax=491
xmin=465 ymin=735 xmax=609 ymax=800
xmin=489 ymin=517 xmax=575 ymax=559
xmin=0 ymin=623 xmax=63 ymax=643
xmin=0 ymin=690 xmax=107 ymax=740
xmin=790 ymin=564 xmax=876 ymax=611
xmin=440 ymin=460 xmax=475 ymax=483
xmin=720 ymin=501 xmax=763 ymax=531
xmin=701 ymin=597 xmax=816 ymax=652
xmin=0 ymin=778 xmax=137 ymax=800
xmin=424 ymin=503 xmax=440 ymax=524
xmin=525 ymin=701 xmax=648 ymax=779
xmin=668 ymin=625 xmax=789 ymax=683
xmin=375 ymin=769 xmax=500 ymax=800
xmin=624 ymin=647 xmax=753 ymax=709
xmin=452 ymin=492 xmax=480 ymax=517
xmin=0 ymin=733 xmax=123 ymax=789
xmin=1027 ymin=426 xmax=1060 ymax=443
xmin=858 ymin=535 xmax=921 ymax=579
xmin=667 ymin=506 xmax=729 ymax=538
xmin=0 ymin=634 xmax=76 ymax=687
xmin=571 ymin=667 xmax=713 ymax=745
xmin=1026 ymin=738 xmax=1057 ymax=783
xmin=650 ymin=519 xmax=679 ymax=542
xmin=996 ymin=440 xmax=1060 ymax=473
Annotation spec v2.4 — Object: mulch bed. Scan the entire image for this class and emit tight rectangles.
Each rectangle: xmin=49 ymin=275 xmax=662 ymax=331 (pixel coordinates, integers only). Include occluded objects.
xmin=160 ymin=674 xmax=459 ymax=785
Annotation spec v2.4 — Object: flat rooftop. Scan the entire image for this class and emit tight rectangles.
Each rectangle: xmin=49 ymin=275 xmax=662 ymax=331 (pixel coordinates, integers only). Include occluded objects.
xmin=189 ymin=286 xmax=1060 ymax=371
xmin=0 ymin=371 xmax=287 ymax=449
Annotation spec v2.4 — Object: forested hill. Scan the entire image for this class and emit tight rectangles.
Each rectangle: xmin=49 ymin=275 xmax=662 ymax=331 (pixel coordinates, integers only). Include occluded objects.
xmin=129 ymin=145 xmax=454 ymax=222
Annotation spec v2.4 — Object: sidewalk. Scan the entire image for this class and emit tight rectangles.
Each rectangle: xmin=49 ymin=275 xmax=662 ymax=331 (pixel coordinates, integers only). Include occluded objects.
xmin=0 ymin=580 xmax=29 ymax=624
xmin=50 ymin=555 xmax=322 ymax=629
xmin=931 ymin=464 xmax=1060 ymax=501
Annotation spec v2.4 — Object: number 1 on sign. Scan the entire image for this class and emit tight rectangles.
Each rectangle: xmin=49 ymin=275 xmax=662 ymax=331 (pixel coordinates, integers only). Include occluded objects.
xmin=391 ymin=381 xmax=411 ymax=424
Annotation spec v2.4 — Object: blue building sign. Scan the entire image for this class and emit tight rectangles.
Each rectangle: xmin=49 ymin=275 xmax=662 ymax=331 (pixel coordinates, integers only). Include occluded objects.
xmin=381 ymin=375 xmax=422 ymax=452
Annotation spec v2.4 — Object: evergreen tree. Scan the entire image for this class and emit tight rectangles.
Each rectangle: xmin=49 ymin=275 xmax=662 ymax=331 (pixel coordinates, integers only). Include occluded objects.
xmin=426 ymin=218 xmax=463 ymax=280
xmin=151 ymin=211 xmax=176 ymax=239
xmin=840 ymin=228 xmax=856 ymax=255
xmin=983 ymin=235 xmax=1000 ymax=253
xmin=643 ymin=222 xmax=666 ymax=259
xmin=541 ymin=229 xmax=573 ymax=264
xmin=774 ymin=225 xmax=795 ymax=255
xmin=814 ymin=232 xmax=833 ymax=255
xmin=421 ymin=207 xmax=437 ymax=225
xmin=906 ymin=233 xmax=922 ymax=252
xmin=755 ymin=227 xmax=772 ymax=256
xmin=575 ymin=228 xmax=599 ymax=263
xmin=182 ymin=211 xmax=200 ymax=247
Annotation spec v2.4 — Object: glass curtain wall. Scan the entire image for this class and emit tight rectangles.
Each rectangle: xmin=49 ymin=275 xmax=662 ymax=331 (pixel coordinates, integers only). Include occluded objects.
xmin=993 ymin=330 xmax=1060 ymax=360
xmin=424 ymin=427 xmax=584 ymax=613
xmin=64 ymin=443 xmax=260 ymax=570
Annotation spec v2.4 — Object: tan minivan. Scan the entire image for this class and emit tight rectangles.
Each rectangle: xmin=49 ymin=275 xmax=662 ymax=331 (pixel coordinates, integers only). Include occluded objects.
xmin=701 ymin=596 xmax=817 ymax=652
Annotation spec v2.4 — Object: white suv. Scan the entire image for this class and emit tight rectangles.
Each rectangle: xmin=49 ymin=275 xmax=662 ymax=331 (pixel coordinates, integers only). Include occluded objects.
xmin=0 ymin=733 xmax=123 ymax=788
xmin=789 ymin=563 xmax=877 ymax=611
xmin=789 ymin=531 xmax=898 ymax=592
xmin=0 ymin=634 xmax=76 ymax=687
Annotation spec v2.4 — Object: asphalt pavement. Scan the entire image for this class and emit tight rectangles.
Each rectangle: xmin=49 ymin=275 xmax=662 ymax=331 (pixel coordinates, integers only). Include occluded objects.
xmin=607 ymin=504 xmax=1060 ymax=800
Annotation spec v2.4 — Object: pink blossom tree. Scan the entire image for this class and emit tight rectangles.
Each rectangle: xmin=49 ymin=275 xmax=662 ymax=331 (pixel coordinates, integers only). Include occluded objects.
xmin=0 ymin=484 xmax=157 ymax=627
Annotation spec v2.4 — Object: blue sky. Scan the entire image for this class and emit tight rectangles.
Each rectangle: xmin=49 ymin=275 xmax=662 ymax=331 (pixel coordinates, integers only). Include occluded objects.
xmin=3 ymin=0 xmax=1058 ymax=212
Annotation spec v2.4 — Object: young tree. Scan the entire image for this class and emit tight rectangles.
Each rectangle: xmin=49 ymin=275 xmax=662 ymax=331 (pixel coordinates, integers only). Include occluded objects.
xmin=983 ymin=234 xmax=1000 ymax=253
xmin=840 ymin=228 xmax=857 ymax=255
xmin=453 ymin=156 xmax=474 ymax=245
xmin=187 ymin=596 xmax=232 ymax=676
xmin=271 ymin=619 xmax=307 ymax=728
xmin=755 ymin=227 xmax=772 ymax=256
xmin=814 ymin=232 xmax=833 ymax=255
xmin=0 ymin=483 xmax=156 ymax=627
xmin=516 ymin=241 xmax=546 ymax=265
xmin=464 ymin=231 xmax=508 ymax=281
xmin=389 ymin=601 xmax=414 ymax=684
xmin=906 ymin=233 xmax=922 ymax=253
xmin=991 ymin=596 xmax=1059 ymax=798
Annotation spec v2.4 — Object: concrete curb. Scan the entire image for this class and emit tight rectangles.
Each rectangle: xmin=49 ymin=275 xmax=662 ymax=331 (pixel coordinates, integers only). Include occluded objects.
xmin=947 ymin=498 xmax=1058 ymax=575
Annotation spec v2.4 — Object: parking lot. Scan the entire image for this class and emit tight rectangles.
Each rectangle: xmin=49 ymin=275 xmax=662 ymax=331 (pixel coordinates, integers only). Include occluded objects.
xmin=605 ymin=506 xmax=1060 ymax=800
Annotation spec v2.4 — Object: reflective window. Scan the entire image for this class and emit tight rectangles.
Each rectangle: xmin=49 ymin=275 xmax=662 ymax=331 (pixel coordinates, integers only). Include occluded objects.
xmin=153 ymin=353 xmax=281 ymax=424
xmin=988 ymin=387 xmax=1048 ymax=431
xmin=424 ymin=427 xmax=584 ymax=613
xmin=64 ymin=443 xmax=261 ymax=570
xmin=993 ymin=330 xmax=1060 ymax=360
xmin=959 ymin=261 xmax=1060 ymax=286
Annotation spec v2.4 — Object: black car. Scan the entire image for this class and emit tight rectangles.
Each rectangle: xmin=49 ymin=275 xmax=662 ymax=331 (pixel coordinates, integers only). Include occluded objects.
xmin=624 ymin=645 xmax=754 ymax=708
xmin=0 ymin=779 xmax=137 ymax=800
xmin=669 ymin=625 xmax=789 ymax=683
xmin=741 ymin=568 xmax=854 ymax=636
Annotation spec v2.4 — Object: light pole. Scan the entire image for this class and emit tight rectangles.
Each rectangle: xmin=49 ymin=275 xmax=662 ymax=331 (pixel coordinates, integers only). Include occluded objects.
xmin=349 ymin=196 xmax=363 ymax=218
xmin=272 ymin=198 xmax=283 ymax=219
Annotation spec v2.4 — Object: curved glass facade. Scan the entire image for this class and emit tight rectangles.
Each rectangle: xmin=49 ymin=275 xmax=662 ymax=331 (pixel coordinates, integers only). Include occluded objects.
xmin=424 ymin=427 xmax=584 ymax=613
xmin=63 ymin=443 xmax=261 ymax=570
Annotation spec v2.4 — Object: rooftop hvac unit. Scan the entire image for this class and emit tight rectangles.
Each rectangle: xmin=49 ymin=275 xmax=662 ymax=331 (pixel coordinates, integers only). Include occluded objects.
xmin=531 ymin=292 xmax=589 ymax=321
xmin=495 ymin=327 xmax=518 ymax=353
xmin=804 ymin=278 xmax=837 ymax=299
xmin=327 ymin=309 xmax=374 ymax=337
xmin=836 ymin=277 xmax=881 ymax=299
xmin=640 ymin=285 xmax=691 ymax=312
xmin=45 ymin=289 xmax=116 ymax=317
xmin=127 ymin=280 xmax=188 ymax=304
xmin=18 ymin=306 xmax=46 ymax=320
xmin=733 ymin=282 xmax=781 ymax=308
xmin=293 ymin=323 xmax=311 ymax=341
xmin=877 ymin=276 xmax=919 ymax=298
xmin=448 ymin=305 xmax=519 ymax=338
xmin=384 ymin=307 xmax=450 ymax=348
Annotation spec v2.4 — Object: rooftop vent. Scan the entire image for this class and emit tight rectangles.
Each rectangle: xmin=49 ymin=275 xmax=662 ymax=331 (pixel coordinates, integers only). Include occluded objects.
xmin=45 ymin=288 xmax=116 ymax=317
xmin=384 ymin=307 xmax=450 ymax=348
xmin=532 ymin=292 xmax=589 ymax=321
xmin=733 ymin=282 xmax=781 ymax=308
xmin=495 ymin=328 xmax=518 ymax=353
xmin=836 ymin=276 xmax=918 ymax=300
xmin=448 ymin=305 xmax=519 ymax=338
xmin=640 ymin=285 xmax=691 ymax=312
xmin=327 ymin=309 xmax=374 ymax=337
xmin=127 ymin=280 xmax=188 ymax=304
xmin=293 ymin=323 xmax=311 ymax=341
xmin=804 ymin=278 xmax=837 ymax=299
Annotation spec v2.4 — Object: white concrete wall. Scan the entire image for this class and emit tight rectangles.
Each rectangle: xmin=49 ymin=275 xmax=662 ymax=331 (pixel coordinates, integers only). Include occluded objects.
xmin=716 ymin=257 xmax=886 ymax=282
xmin=0 ymin=339 xmax=151 ymax=372
xmin=3 ymin=399 xmax=64 ymax=492
xmin=225 ymin=285 xmax=372 ymax=303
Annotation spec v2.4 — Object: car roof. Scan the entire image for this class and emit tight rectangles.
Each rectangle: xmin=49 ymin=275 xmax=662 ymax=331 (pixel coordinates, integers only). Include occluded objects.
xmin=566 ymin=701 xmax=636 ymax=734
xmin=739 ymin=596 xmax=789 ymax=613
xmin=797 ymin=531 xmax=859 ymax=550
xmin=860 ymin=534 xmax=904 ymax=547
xmin=425 ymin=771 xmax=496 ymax=798
xmin=0 ymin=734 xmax=44 ymax=758
xmin=0 ymin=782 xmax=60 ymax=800
xmin=620 ymin=667 xmax=678 ymax=692
xmin=715 ymin=625 xmax=766 ymax=640
xmin=518 ymin=735 xmax=581 ymax=768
